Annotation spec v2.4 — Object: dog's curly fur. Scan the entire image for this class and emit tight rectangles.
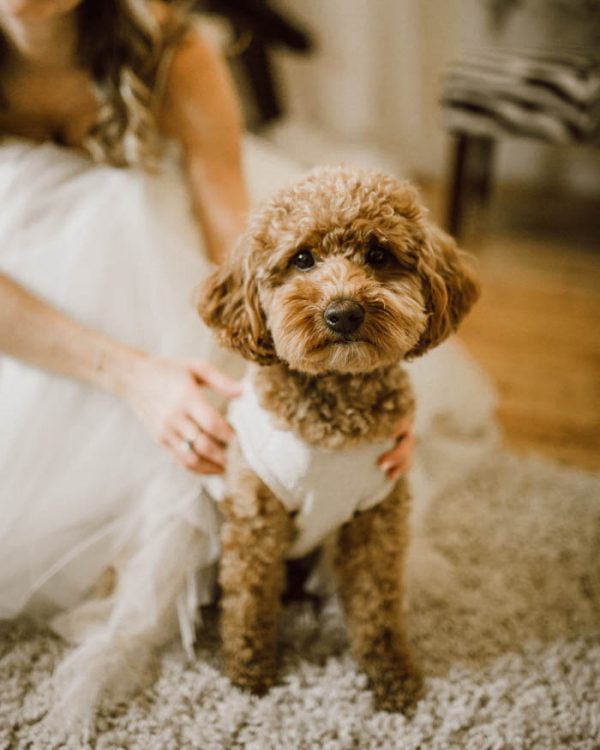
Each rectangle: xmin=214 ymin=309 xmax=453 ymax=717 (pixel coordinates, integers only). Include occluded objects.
xmin=199 ymin=165 xmax=479 ymax=711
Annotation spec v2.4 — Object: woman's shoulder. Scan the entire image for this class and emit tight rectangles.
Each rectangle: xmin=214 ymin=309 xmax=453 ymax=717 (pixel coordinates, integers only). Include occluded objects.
xmin=152 ymin=1 xmax=223 ymax=68
xmin=155 ymin=11 xmax=242 ymax=144
xmin=150 ymin=1 xmax=214 ymax=97
xmin=162 ymin=15 xmax=227 ymax=92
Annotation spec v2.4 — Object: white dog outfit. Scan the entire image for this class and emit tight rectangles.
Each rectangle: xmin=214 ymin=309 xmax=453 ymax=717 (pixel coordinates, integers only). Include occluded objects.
xmin=227 ymin=378 xmax=396 ymax=558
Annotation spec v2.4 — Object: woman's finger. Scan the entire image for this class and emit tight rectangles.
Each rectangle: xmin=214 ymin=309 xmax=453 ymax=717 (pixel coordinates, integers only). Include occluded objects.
xmin=189 ymin=457 xmax=223 ymax=475
xmin=166 ymin=431 xmax=224 ymax=475
xmin=174 ymin=416 xmax=227 ymax=468
xmin=378 ymin=431 xmax=415 ymax=474
xmin=188 ymin=399 xmax=234 ymax=446
xmin=187 ymin=360 xmax=243 ymax=398
xmin=392 ymin=415 xmax=414 ymax=440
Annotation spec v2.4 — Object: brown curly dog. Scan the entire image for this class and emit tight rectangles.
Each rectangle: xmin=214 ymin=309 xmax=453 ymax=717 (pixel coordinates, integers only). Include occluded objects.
xmin=199 ymin=165 xmax=479 ymax=712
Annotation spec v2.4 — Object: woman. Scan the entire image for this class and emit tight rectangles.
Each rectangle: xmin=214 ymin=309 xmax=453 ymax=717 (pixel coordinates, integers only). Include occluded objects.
xmin=0 ymin=0 xmax=417 ymax=718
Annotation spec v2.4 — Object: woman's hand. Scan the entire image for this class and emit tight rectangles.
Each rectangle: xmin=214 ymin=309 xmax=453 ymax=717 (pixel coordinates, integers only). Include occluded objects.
xmin=378 ymin=414 xmax=416 ymax=481
xmin=122 ymin=354 xmax=242 ymax=474
xmin=0 ymin=275 xmax=241 ymax=476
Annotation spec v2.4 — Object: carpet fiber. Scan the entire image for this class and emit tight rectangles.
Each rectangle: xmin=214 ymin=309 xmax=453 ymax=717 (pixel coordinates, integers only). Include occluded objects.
xmin=1 ymin=450 xmax=599 ymax=749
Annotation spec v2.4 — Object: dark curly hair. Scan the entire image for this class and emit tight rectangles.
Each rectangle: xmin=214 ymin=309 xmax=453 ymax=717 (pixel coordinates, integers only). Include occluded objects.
xmin=0 ymin=0 xmax=190 ymax=167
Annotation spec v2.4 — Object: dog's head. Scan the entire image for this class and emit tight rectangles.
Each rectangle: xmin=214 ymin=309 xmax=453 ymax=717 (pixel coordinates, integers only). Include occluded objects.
xmin=200 ymin=166 xmax=480 ymax=375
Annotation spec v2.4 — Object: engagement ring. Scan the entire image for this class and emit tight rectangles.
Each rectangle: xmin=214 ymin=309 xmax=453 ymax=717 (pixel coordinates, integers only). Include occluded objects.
xmin=181 ymin=437 xmax=195 ymax=452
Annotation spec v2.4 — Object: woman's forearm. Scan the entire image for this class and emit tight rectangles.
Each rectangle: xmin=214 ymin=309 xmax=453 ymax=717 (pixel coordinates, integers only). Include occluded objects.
xmin=0 ymin=273 xmax=142 ymax=396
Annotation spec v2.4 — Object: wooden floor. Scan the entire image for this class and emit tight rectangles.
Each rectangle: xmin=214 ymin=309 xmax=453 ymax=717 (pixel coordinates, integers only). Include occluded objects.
xmin=423 ymin=181 xmax=600 ymax=471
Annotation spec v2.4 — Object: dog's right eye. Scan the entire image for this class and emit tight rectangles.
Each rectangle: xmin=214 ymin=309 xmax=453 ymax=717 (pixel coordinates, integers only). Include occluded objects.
xmin=365 ymin=243 xmax=394 ymax=269
xmin=291 ymin=249 xmax=316 ymax=271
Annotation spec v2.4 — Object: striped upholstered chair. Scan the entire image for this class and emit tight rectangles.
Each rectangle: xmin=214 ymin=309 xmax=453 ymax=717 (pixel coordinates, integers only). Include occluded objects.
xmin=442 ymin=50 xmax=600 ymax=236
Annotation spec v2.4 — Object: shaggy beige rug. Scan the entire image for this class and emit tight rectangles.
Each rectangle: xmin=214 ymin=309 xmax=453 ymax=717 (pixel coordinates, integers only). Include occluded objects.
xmin=1 ymin=450 xmax=599 ymax=750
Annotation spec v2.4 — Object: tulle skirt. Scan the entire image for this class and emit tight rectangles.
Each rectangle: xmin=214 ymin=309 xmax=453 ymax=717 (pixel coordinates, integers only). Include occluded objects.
xmin=0 ymin=135 xmax=310 ymax=623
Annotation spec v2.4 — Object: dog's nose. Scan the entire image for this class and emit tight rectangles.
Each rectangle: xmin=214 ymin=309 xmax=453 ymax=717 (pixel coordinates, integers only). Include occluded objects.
xmin=324 ymin=299 xmax=365 ymax=334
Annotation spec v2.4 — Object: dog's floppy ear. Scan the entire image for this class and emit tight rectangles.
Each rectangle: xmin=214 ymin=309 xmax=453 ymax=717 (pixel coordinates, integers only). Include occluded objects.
xmin=199 ymin=242 xmax=277 ymax=365
xmin=407 ymin=224 xmax=480 ymax=359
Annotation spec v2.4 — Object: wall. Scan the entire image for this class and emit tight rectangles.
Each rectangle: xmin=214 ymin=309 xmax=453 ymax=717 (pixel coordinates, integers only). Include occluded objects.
xmin=271 ymin=0 xmax=600 ymax=192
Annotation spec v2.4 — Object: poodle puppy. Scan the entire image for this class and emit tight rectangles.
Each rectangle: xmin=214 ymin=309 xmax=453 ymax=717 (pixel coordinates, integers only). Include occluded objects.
xmin=199 ymin=165 xmax=479 ymax=711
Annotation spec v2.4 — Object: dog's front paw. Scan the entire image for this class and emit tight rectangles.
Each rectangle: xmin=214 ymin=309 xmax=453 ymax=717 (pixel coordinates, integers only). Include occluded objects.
xmin=370 ymin=659 xmax=424 ymax=713
xmin=224 ymin=645 xmax=277 ymax=695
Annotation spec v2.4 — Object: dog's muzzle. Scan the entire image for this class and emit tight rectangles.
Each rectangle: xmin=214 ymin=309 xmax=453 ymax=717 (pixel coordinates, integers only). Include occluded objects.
xmin=324 ymin=299 xmax=365 ymax=334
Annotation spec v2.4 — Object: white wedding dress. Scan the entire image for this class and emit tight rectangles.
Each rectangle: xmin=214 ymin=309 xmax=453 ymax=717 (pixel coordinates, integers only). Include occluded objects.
xmin=0 ymin=133 xmax=498 ymax=719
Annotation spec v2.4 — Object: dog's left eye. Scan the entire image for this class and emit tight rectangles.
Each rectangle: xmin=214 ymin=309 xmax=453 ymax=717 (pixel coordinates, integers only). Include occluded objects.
xmin=365 ymin=244 xmax=393 ymax=268
xmin=291 ymin=249 xmax=316 ymax=270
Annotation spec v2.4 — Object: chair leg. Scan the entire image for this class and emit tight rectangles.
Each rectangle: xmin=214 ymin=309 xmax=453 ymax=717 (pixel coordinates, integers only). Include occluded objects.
xmin=446 ymin=133 xmax=496 ymax=239
xmin=446 ymin=133 xmax=470 ymax=238
xmin=471 ymin=135 xmax=496 ymax=205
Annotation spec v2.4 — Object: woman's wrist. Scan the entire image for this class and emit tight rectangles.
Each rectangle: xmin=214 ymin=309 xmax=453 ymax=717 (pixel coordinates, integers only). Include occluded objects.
xmin=89 ymin=337 xmax=147 ymax=399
